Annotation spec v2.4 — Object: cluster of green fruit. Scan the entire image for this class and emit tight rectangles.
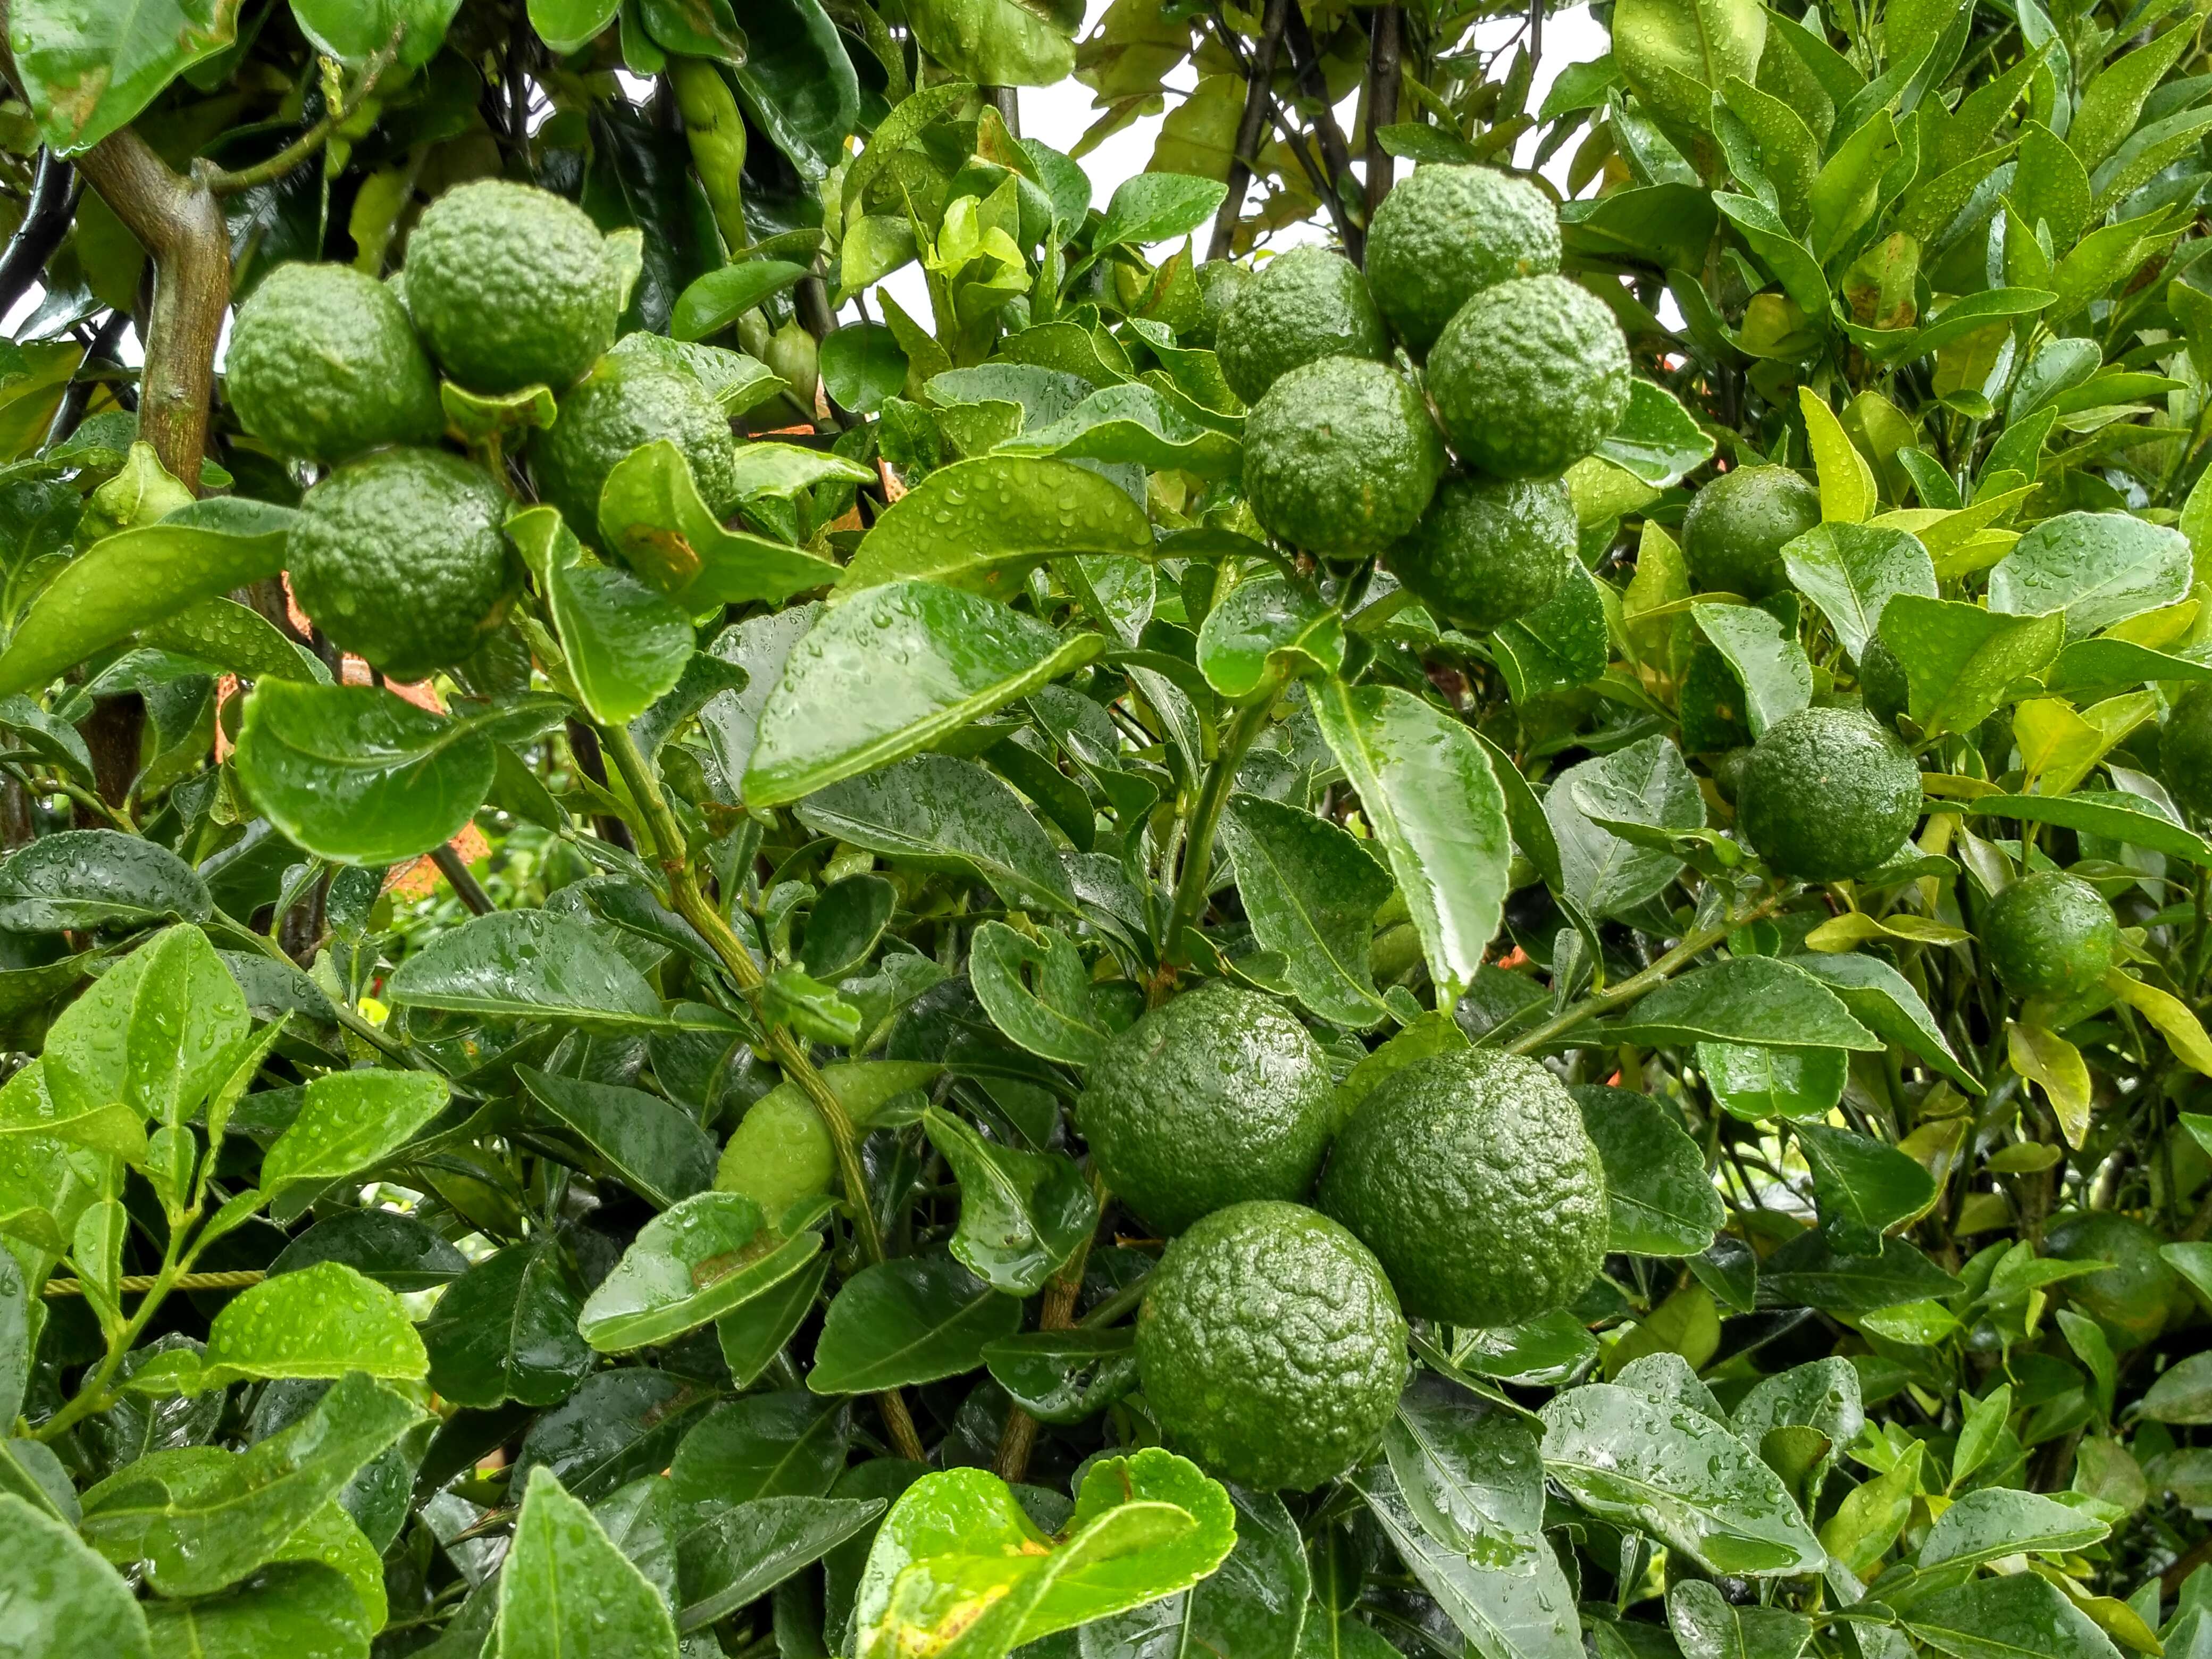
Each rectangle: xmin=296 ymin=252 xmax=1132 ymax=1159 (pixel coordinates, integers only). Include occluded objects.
xmin=1212 ymin=165 xmax=1629 ymax=633
xmin=1077 ymin=983 xmax=1610 ymax=1490
xmin=225 ymin=179 xmax=743 ymax=680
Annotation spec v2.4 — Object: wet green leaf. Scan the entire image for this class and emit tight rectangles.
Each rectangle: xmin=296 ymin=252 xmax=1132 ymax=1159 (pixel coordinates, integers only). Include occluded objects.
xmin=500 ymin=1465 xmax=679 ymax=1659
xmin=1574 ymin=1085 xmax=1725 ymax=1256
xmin=810 ymin=1255 xmax=1021 ymax=1393
xmin=580 ymin=1191 xmax=825 ymax=1352
xmin=982 ymin=1327 xmax=1139 ymax=1425
xmin=836 ymin=456 xmax=1152 ymax=597
xmin=599 ymin=440 xmax=841 ymax=607
xmin=1218 ymin=793 xmax=1391 ymax=1029
xmin=197 ymin=1261 xmax=429 ymax=1388
xmin=921 ymin=1105 xmax=1096 ymax=1295
xmin=792 ymin=756 xmax=1077 ymax=913
xmin=421 ymin=1241 xmax=594 ymax=1409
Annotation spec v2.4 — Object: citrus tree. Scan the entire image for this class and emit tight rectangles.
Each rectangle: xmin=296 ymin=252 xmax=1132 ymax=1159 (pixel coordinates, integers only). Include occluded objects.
xmin=0 ymin=0 xmax=2207 ymax=1656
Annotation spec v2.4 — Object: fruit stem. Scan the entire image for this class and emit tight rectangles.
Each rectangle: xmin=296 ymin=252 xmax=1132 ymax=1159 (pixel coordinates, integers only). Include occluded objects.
xmin=1502 ymin=887 xmax=1789 ymax=1056
xmin=1151 ymin=692 xmax=1275 ymax=1004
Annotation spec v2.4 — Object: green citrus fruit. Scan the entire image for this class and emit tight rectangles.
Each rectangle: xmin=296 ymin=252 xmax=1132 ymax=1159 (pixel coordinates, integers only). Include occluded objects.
xmin=1242 ymin=357 xmax=1444 ymax=559
xmin=1735 ymin=705 xmax=1923 ymax=882
xmin=1187 ymin=259 xmax=1252 ymax=351
xmin=1214 ymin=245 xmax=1390 ymax=405
xmin=1365 ymin=164 xmax=1561 ymax=356
xmin=226 ymin=263 xmax=444 ymax=464
xmin=1075 ymin=983 xmax=1335 ymax=1236
xmin=1860 ymin=632 xmax=1910 ymax=730
xmin=1427 ymin=274 xmax=1630 ymax=479
xmin=1386 ymin=473 xmax=1574 ymax=632
xmin=530 ymin=353 xmax=740 ymax=534
xmin=287 ymin=448 xmax=515 ymax=681
xmin=1135 ymin=1200 xmax=1407 ymax=1489
xmin=2046 ymin=1210 xmax=2182 ymax=1350
xmin=1983 ymin=870 xmax=2118 ymax=998
xmin=1319 ymin=1048 xmax=1608 ymax=1327
xmin=1680 ymin=466 xmax=1822 ymax=599
xmin=404 ymin=180 xmax=625 ymax=395
xmin=2165 ymin=683 xmax=2212 ymax=820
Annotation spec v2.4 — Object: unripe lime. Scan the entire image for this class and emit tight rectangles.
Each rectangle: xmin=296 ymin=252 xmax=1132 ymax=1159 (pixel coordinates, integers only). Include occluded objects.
xmin=1982 ymin=870 xmax=2118 ymax=998
xmin=1681 ymin=466 xmax=1821 ymax=599
xmin=1736 ymin=705 xmax=1923 ymax=882
xmin=1214 ymin=245 xmax=1389 ymax=405
xmin=227 ymin=263 xmax=443 ymax=464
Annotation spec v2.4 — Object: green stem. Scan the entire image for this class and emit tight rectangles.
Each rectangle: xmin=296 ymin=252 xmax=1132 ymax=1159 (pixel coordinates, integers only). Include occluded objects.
xmin=1502 ymin=888 xmax=1788 ymax=1057
xmin=592 ymin=723 xmax=886 ymax=1269
xmin=1077 ymin=1268 xmax=1151 ymax=1330
xmin=1152 ymin=695 xmax=1273 ymax=1003
xmin=197 ymin=45 xmax=397 ymax=197
xmin=35 ymin=1205 xmax=196 ymax=1441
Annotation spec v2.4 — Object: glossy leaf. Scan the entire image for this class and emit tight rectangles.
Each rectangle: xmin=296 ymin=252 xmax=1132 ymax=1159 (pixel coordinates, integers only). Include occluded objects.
xmin=579 ymin=1191 xmax=824 ymax=1352
xmin=0 ymin=1492 xmax=153 ymax=1657
xmin=1604 ymin=957 xmax=1881 ymax=1051
xmin=676 ymin=1495 xmax=887 ymax=1631
xmin=1899 ymin=1572 xmax=2124 ymax=1659
xmin=1916 ymin=1486 xmax=2109 ymax=1568
xmin=499 ymin=1465 xmax=679 ymax=1659
xmin=198 ymin=1261 xmax=429 ymax=1387
xmin=852 ymin=1451 xmax=1235 ymax=1656
xmin=1692 ymin=604 xmax=1811 ymax=736
xmin=1311 ymin=679 xmax=1510 ymax=1001
xmin=520 ymin=1067 xmax=716 ymax=1210
xmin=968 ymin=918 xmax=1104 ymax=1062
xmin=1696 ymin=1042 xmax=1847 ymax=1121
xmin=1574 ymin=1085 xmax=1725 ymax=1256
xmin=386 ymin=909 xmax=674 ymax=1029
xmin=836 ymin=456 xmax=1152 ymax=597
xmin=1877 ymin=594 xmax=2064 ymax=735
xmin=792 ymin=756 xmax=1077 ymax=913
xmin=1539 ymin=1384 xmax=1825 ymax=1578
xmin=983 ymin=1327 xmax=1139 ymax=1425
xmin=261 ymin=1069 xmax=450 ymax=1213
xmin=598 ymin=440 xmax=841 ymax=607
xmin=1781 ymin=523 xmax=1937 ymax=664
xmin=809 ymin=1255 xmax=1021 ymax=1393
xmin=421 ymin=1241 xmax=593 ymax=1409
xmin=235 ymin=683 xmax=564 ymax=866
xmin=0 ymin=500 xmax=292 ymax=694
xmin=1794 ymin=1122 xmax=1936 ymax=1250
xmin=922 ymin=1105 xmax=1097 ymax=1295
xmin=1218 ymin=793 xmax=1391 ymax=1029
xmin=1002 ymin=382 xmax=1241 ymax=478
xmin=1789 ymin=953 xmax=1982 ymax=1092
xmin=672 ymin=259 xmax=810 ymax=341
xmin=1989 ymin=511 xmax=2194 ymax=638
xmin=0 ymin=831 xmax=208 ymax=932
xmin=512 ymin=506 xmax=692 ymax=725
xmin=143 ymin=1562 xmax=370 ymax=1659
xmin=1548 ymin=735 xmax=1703 ymax=921
xmin=744 ymin=581 xmax=1103 ymax=806
xmin=1666 ymin=1579 xmax=1811 ymax=1659
xmin=1196 ymin=576 xmax=1343 ymax=701
xmin=1078 ymin=1483 xmax=1308 ymax=1659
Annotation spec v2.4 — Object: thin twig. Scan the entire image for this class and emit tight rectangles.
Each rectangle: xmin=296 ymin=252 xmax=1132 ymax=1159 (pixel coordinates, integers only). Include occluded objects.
xmin=197 ymin=45 xmax=399 ymax=197
xmin=1208 ymin=0 xmax=1292 ymax=262
xmin=432 ymin=843 xmax=494 ymax=915
xmin=1281 ymin=4 xmax=1364 ymax=259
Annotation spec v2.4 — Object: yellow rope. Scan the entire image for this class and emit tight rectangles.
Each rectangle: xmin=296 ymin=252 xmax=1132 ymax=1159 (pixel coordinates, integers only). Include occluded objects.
xmin=41 ymin=1269 xmax=266 ymax=1298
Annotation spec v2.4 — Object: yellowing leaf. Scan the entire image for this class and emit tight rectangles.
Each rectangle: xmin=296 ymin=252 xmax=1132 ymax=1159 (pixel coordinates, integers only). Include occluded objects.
xmin=2104 ymin=597 xmax=2200 ymax=649
xmin=2009 ymin=1023 xmax=2094 ymax=1147
xmin=2107 ymin=970 xmax=2212 ymax=1077
xmin=1800 ymin=386 xmax=1879 ymax=523
xmin=1805 ymin=911 xmax=1972 ymax=951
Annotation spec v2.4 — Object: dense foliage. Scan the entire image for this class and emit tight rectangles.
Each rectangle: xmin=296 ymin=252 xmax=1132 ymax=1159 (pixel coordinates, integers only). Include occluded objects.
xmin=0 ymin=0 xmax=2209 ymax=1655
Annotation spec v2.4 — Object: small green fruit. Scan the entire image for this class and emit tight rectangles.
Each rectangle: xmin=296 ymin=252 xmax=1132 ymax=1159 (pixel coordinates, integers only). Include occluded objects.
xmin=1241 ymin=356 xmax=1444 ymax=559
xmin=1214 ymin=245 xmax=1389 ymax=405
xmin=1983 ymin=870 xmax=2118 ymax=999
xmin=1426 ymin=274 xmax=1630 ymax=479
xmin=1386 ymin=474 xmax=1574 ymax=632
xmin=1735 ymin=705 xmax=1923 ymax=882
xmin=1365 ymin=164 xmax=1560 ymax=356
xmin=1135 ymin=1200 xmax=1406 ymax=1489
xmin=1681 ymin=466 xmax=1822 ymax=599
xmin=226 ymin=262 xmax=445 ymax=464
xmin=1319 ymin=1048 xmax=1609 ymax=1327
xmin=530 ymin=353 xmax=740 ymax=536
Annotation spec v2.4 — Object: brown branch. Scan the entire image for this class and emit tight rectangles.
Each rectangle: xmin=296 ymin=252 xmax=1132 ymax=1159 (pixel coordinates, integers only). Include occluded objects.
xmin=0 ymin=7 xmax=227 ymax=490
xmin=1208 ymin=0 xmax=1292 ymax=262
xmin=1364 ymin=5 xmax=1403 ymax=215
xmin=1207 ymin=14 xmax=1355 ymax=250
xmin=1281 ymin=4 xmax=1363 ymax=260
xmin=0 ymin=149 xmax=77 ymax=319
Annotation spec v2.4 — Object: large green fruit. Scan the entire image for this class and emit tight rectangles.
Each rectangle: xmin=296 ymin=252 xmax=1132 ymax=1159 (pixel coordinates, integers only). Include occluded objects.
xmin=1983 ymin=870 xmax=2118 ymax=999
xmin=1214 ymin=245 xmax=1390 ymax=404
xmin=1365 ymin=165 xmax=1561 ymax=356
xmin=1386 ymin=474 xmax=1574 ymax=632
xmin=1135 ymin=1200 xmax=1407 ymax=1489
xmin=530 ymin=353 xmax=740 ymax=535
xmin=287 ymin=448 xmax=515 ymax=681
xmin=226 ymin=263 xmax=444 ymax=464
xmin=1736 ymin=706 xmax=1923 ymax=882
xmin=1427 ymin=274 xmax=1630 ymax=479
xmin=1681 ymin=466 xmax=1822 ymax=599
xmin=2047 ymin=1210 xmax=2182 ymax=1350
xmin=1319 ymin=1049 xmax=1609 ymax=1327
xmin=1075 ymin=983 xmax=1335 ymax=1237
xmin=1242 ymin=357 xmax=1444 ymax=559
xmin=2166 ymin=683 xmax=2212 ymax=820
xmin=404 ymin=180 xmax=625 ymax=395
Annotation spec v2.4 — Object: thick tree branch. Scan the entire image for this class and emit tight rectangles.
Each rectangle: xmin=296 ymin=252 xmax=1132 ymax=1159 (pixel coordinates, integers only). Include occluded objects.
xmin=1208 ymin=0 xmax=1291 ymax=262
xmin=1365 ymin=5 xmax=1403 ymax=214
